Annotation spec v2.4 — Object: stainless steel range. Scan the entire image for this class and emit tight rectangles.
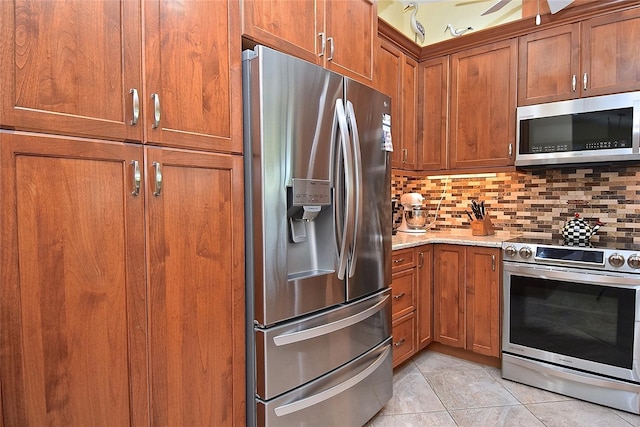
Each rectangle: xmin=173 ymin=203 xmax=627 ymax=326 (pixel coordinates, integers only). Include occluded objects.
xmin=502 ymin=237 xmax=640 ymax=414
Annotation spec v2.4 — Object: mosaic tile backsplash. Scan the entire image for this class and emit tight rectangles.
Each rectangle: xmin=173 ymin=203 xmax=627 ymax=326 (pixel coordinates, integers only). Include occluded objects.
xmin=392 ymin=165 xmax=640 ymax=244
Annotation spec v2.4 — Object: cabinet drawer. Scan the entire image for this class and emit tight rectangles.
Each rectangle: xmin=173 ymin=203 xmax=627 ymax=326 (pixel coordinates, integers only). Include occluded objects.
xmin=391 ymin=268 xmax=415 ymax=320
xmin=392 ymin=313 xmax=416 ymax=367
xmin=392 ymin=248 xmax=415 ymax=272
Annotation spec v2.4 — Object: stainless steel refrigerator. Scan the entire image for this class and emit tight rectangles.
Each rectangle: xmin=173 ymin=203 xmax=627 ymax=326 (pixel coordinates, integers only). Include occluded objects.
xmin=243 ymin=45 xmax=393 ymax=427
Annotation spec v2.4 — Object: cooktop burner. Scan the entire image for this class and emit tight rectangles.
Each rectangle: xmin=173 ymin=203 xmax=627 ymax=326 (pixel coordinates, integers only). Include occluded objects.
xmin=502 ymin=237 xmax=640 ymax=274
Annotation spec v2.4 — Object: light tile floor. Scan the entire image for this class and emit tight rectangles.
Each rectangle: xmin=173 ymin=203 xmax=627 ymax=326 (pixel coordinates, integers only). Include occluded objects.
xmin=367 ymin=350 xmax=640 ymax=427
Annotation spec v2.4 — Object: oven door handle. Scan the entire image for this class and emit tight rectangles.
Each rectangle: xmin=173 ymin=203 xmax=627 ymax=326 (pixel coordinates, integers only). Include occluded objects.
xmin=507 ymin=354 xmax=640 ymax=393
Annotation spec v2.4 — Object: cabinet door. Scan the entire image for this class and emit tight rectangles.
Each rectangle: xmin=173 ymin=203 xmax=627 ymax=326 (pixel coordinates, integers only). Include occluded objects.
xmin=581 ymin=8 xmax=640 ymax=97
xmin=0 ymin=132 xmax=148 ymax=426
xmin=146 ymin=147 xmax=245 ymax=426
xmin=0 ymin=0 xmax=142 ymax=141
xmin=416 ymin=246 xmax=433 ymax=350
xmin=518 ymin=24 xmax=580 ymax=105
xmin=433 ymin=245 xmax=465 ymax=348
xmin=450 ymin=39 xmax=517 ymax=169
xmin=241 ymin=0 xmax=322 ymax=64
xmin=465 ymin=247 xmax=501 ymax=357
xmin=419 ymin=56 xmax=449 ymax=171
xmin=391 ymin=268 xmax=416 ymax=321
xmin=376 ymin=39 xmax=404 ymax=169
xmin=401 ymin=55 xmax=419 ymax=171
xmin=144 ymin=0 xmax=242 ymax=153
xmin=325 ymin=0 xmax=376 ymax=84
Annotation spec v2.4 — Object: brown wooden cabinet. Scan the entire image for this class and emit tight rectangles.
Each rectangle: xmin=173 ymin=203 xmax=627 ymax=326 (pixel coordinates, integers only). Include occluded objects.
xmin=0 ymin=132 xmax=245 ymax=426
xmin=376 ymin=38 xmax=418 ymax=170
xmin=416 ymin=245 xmax=433 ymax=350
xmin=418 ymin=56 xmax=449 ymax=171
xmin=241 ymin=0 xmax=376 ymax=85
xmin=391 ymin=245 xmax=433 ymax=366
xmin=391 ymin=248 xmax=416 ymax=367
xmin=450 ymin=39 xmax=517 ymax=169
xmin=0 ymin=0 xmax=242 ymax=154
xmin=433 ymin=245 xmax=501 ymax=358
xmin=519 ymin=8 xmax=640 ymax=105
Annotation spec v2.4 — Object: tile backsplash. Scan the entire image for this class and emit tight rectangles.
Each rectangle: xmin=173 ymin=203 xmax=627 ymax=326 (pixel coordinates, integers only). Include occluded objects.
xmin=392 ymin=165 xmax=640 ymax=244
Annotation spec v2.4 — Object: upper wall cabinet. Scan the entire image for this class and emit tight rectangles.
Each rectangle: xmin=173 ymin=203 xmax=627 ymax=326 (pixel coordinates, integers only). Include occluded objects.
xmin=241 ymin=0 xmax=376 ymax=85
xmin=418 ymin=56 xmax=448 ymax=171
xmin=143 ymin=0 xmax=242 ymax=153
xmin=0 ymin=0 xmax=142 ymax=141
xmin=375 ymin=37 xmax=418 ymax=170
xmin=518 ymin=8 xmax=640 ymax=105
xmin=0 ymin=0 xmax=242 ymax=154
xmin=450 ymin=39 xmax=517 ymax=169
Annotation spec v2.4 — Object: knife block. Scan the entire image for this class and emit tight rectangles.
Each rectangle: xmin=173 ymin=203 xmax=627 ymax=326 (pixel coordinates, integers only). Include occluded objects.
xmin=471 ymin=214 xmax=495 ymax=236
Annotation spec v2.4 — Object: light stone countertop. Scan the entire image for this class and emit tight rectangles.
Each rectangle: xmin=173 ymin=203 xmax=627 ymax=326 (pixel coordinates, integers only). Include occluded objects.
xmin=392 ymin=228 xmax=521 ymax=250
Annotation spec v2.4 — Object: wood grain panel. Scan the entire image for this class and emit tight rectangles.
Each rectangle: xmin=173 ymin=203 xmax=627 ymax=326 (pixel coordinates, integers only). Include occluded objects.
xmin=0 ymin=0 xmax=142 ymax=141
xmin=416 ymin=245 xmax=433 ymax=350
xmin=143 ymin=0 xmax=242 ymax=153
xmin=418 ymin=56 xmax=448 ymax=171
xmin=0 ymin=132 xmax=148 ymax=426
xmin=433 ymin=245 xmax=465 ymax=348
xmin=376 ymin=38 xmax=403 ymax=169
xmin=465 ymin=247 xmax=501 ymax=357
xmin=146 ymin=147 xmax=245 ymax=426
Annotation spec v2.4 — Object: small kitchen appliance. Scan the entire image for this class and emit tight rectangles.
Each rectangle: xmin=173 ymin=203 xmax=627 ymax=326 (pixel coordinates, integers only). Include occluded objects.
xmin=397 ymin=193 xmax=428 ymax=233
xmin=502 ymin=237 xmax=640 ymax=414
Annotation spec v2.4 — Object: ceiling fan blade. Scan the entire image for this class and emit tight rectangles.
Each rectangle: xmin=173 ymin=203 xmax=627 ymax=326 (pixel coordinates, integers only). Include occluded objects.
xmin=547 ymin=0 xmax=574 ymax=14
xmin=481 ymin=0 xmax=512 ymax=16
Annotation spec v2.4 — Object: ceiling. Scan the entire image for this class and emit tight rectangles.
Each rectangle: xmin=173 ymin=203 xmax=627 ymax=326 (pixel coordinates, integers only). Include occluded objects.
xmin=378 ymin=0 xmax=524 ymax=46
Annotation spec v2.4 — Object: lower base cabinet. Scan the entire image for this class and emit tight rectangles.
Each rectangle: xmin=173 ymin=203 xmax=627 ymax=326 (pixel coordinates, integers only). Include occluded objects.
xmin=434 ymin=244 xmax=501 ymax=358
xmin=0 ymin=131 xmax=245 ymax=425
xmin=391 ymin=245 xmax=433 ymax=367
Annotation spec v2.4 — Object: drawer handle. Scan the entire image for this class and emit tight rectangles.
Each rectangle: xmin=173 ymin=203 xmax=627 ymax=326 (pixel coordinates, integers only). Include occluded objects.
xmin=393 ymin=258 xmax=405 ymax=264
xmin=394 ymin=338 xmax=406 ymax=347
xmin=393 ymin=292 xmax=405 ymax=299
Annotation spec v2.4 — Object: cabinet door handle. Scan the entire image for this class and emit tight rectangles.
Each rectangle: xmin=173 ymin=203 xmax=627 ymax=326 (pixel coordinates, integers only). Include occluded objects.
xmin=393 ymin=258 xmax=405 ymax=264
xmin=393 ymin=292 xmax=405 ymax=299
xmin=508 ymin=143 xmax=513 ymax=158
xmin=394 ymin=338 xmax=406 ymax=347
xmin=491 ymin=254 xmax=496 ymax=271
xmin=152 ymin=161 xmax=162 ymax=196
xmin=130 ymin=88 xmax=140 ymax=125
xmin=571 ymin=74 xmax=577 ymax=92
xmin=418 ymin=251 xmax=424 ymax=268
xmin=327 ymin=37 xmax=334 ymax=61
xmin=131 ymin=160 xmax=141 ymax=196
xmin=583 ymin=72 xmax=588 ymax=91
xmin=151 ymin=93 xmax=161 ymax=129
xmin=402 ymin=148 xmax=408 ymax=162
xmin=318 ymin=32 xmax=326 ymax=57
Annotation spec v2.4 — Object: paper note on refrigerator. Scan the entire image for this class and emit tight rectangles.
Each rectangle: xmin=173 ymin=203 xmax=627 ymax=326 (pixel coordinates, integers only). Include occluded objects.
xmin=382 ymin=114 xmax=393 ymax=152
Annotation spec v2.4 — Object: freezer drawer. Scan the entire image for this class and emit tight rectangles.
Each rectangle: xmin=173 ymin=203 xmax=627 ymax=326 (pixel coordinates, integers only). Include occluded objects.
xmin=257 ymin=338 xmax=392 ymax=427
xmin=255 ymin=289 xmax=391 ymax=400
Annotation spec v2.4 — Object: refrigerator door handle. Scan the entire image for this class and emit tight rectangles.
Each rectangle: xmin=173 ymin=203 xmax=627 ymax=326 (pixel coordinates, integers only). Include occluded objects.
xmin=345 ymin=101 xmax=363 ymax=278
xmin=272 ymin=294 xmax=389 ymax=346
xmin=273 ymin=344 xmax=391 ymax=417
xmin=335 ymin=99 xmax=355 ymax=280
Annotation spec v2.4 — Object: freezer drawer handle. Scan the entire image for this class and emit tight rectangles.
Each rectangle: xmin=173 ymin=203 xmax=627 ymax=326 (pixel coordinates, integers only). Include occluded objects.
xmin=274 ymin=345 xmax=391 ymax=417
xmin=273 ymin=295 xmax=389 ymax=346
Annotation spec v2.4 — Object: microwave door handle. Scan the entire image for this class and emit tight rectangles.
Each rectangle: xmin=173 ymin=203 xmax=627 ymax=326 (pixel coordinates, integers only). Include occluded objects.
xmin=345 ymin=101 xmax=362 ymax=278
xmin=273 ymin=345 xmax=391 ymax=417
xmin=633 ymin=100 xmax=640 ymax=154
xmin=335 ymin=99 xmax=353 ymax=280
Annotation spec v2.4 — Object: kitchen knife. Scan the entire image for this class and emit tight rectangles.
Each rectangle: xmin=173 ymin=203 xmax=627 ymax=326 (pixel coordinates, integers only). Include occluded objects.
xmin=480 ymin=201 xmax=485 ymax=217
xmin=465 ymin=210 xmax=474 ymax=222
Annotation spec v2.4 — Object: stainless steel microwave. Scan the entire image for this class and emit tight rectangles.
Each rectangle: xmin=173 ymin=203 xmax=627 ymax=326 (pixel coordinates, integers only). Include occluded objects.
xmin=516 ymin=91 xmax=640 ymax=167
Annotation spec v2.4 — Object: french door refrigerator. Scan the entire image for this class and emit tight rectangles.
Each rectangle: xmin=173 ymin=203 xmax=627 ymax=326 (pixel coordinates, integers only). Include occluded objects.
xmin=243 ymin=45 xmax=393 ymax=427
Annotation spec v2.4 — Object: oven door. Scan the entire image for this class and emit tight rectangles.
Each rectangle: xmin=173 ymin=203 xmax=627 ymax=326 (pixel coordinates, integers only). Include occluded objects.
xmin=503 ymin=262 xmax=640 ymax=383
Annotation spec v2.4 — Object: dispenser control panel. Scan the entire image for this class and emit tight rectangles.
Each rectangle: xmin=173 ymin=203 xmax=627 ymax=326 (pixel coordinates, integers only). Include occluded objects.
xmin=291 ymin=179 xmax=331 ymax=206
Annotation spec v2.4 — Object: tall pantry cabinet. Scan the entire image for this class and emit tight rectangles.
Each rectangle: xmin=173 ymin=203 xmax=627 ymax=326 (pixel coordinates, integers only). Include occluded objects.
xmin=0 ymin=1 xmax=245 ymax=426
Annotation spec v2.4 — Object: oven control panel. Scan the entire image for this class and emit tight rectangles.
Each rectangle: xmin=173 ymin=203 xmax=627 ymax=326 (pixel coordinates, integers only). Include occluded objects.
xmin=502 ymin=240 xmax=640 ymax=274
